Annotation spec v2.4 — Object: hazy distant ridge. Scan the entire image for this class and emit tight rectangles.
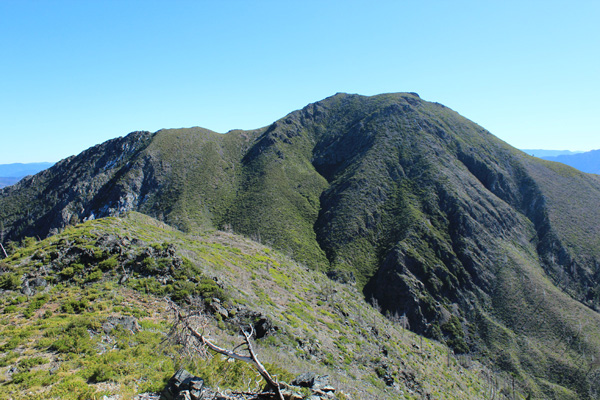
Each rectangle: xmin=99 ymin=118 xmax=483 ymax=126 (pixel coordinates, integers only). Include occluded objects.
xmin=539 ymin=149 xmax=600 ymax=174
xmin=0 ymin=162 xmax=54 ymax=188
xmin=521 ymin=149 xmax=584 ymax=157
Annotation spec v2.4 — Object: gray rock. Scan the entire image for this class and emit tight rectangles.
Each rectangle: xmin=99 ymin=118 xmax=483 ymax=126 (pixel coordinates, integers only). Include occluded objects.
xmin=312 ymin=375 xmax=330 ymax=390
xmin=22 ymin=276 xmax=48 ymax=296
xmin=161 ymin=369 xmax=204 ymax=400
xmin=175 ymin=390 xmax=191 ymax=400
xmin=210 ymin=302 xmax=229 ymax=319
xmin=292 ymin=372 xmax=317 ymax=387
xmin=102 ymin=315 xmax=140 ymax=334
xmin=21 ymin=280 xmax=34 ymax=296
xmin=30 ymin=277 xmax=47 ymax=289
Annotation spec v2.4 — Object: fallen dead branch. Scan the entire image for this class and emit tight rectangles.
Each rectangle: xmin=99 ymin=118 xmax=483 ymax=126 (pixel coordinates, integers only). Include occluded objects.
xmin=164 ymin=299 xmax=285 ymax=400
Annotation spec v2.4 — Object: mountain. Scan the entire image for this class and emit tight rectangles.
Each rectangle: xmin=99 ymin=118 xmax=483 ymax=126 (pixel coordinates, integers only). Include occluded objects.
xmin=0 ymin=162 xmax=54 ymax=188
xmin=538 ymin=149 xmax=600 ymax=175
xmin=521 ymin=149 xmax=584 ymax=158
xmin=2 ymin=92 xmax=600 ymax=398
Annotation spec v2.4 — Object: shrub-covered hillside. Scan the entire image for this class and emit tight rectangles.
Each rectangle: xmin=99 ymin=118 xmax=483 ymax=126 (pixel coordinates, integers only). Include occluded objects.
xmin=0 ymin=213 xmax=509 ymax=400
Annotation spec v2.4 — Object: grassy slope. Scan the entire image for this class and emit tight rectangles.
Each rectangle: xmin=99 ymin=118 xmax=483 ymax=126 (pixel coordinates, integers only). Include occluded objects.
xmin=136 ymin=127 xmax=258 ymax=232
xmin=0 ymin=213 xmax=501 ymax=400
xmin=521 ymin=155 xmax=600 ymax=260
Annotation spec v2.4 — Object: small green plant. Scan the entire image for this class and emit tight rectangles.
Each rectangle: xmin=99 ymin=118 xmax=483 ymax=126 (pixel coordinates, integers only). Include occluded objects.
xmin=49 ymin=320 xmax=96 ymax=355
xmin=61 ymin=298 xmax=89 ymax=314
xmin=23 ymin=294 xmax=49 ymax=318
xmin=99 ymin=256 xmax=118 ymax=271
xmin=85 ymin=268 xmax=103 ymax=282
xmin=3 ymin=304 xmax=17 ymax=313
xmin=60 ymin=267 xmax=75 ymax=279
xmin=18 ymin=356 xmax=48 ymax=372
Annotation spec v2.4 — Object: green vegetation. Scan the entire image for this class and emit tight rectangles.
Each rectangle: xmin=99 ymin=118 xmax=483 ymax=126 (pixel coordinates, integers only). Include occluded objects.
xmin=2 ymin=93 xmax=600 ymax=399
xmin=0 ymin=213 xmax=499 ymax=399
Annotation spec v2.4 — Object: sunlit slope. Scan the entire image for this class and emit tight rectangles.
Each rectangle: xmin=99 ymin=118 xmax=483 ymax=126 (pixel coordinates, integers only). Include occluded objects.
xmin=0 ymin=213 xmax=495 ymax=400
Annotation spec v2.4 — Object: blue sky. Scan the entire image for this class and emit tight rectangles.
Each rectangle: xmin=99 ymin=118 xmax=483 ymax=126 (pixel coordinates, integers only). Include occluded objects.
xmin=1 ymin=0 xmax=599 ymax=163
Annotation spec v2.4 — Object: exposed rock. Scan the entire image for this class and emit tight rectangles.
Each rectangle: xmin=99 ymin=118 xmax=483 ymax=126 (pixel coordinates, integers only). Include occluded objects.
xmin=209 ymin=300 xmax=229 ymax=319
xmin=160 ymin=369 xmax=204 ymax=400
xmin=156 ymin=369 xmax=339 ymax=400
xmin=292 ymin=372 xmax=318 ymax=387
xmin=228 ymin=307 xmax=278 ymax=339
xmin=291 ymin=372 xmax=334 ymax=394
xmin=102 ymin=315 xmax=140 ymax=334
xmin=21 ymin=276 xmax=47 ymax=296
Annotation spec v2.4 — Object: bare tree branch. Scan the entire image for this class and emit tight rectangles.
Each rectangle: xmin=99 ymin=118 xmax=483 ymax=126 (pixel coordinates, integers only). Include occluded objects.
xmin=165 ymin=299 xmax=285 ymax=400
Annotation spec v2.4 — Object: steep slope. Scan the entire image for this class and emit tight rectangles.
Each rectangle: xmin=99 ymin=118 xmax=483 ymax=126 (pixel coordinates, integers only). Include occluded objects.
xmin=0 ymin=128 xmax=261 ymax=240
xmin=2 ymin=92 xmax=600 ymax=398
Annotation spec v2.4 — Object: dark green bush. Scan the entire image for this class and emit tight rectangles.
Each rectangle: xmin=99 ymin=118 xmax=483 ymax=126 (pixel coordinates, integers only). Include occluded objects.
xmin=171 ymin=281 xmax=196 ymax=303
xmin=85 ymin=268 xmax=103 ymax=282
xmin=88 ymin=363 xmax=116 ymax=383
xmin=0 ymin=272 xmax=21 ymax=290
xmin=197 ymin=278 xmax=227 ymax=303
xmin=61 ymin=298 xmax=89 ymax=314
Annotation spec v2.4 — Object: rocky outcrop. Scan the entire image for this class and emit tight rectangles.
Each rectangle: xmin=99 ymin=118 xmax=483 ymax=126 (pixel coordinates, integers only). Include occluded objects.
xmin=160 ymin=369 xmax=205 ymax=400
xmin=102 ymin=315 xmax=140 ymax=334
xmin=156 ymin=370 xmax=341 ymax=400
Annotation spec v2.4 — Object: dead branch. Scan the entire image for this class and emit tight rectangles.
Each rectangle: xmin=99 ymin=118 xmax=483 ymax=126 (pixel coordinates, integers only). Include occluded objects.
xmin=165 ymin=299 xmax=284 ymax=400
xmin=0 ymin=243 xmax=7 ymax=259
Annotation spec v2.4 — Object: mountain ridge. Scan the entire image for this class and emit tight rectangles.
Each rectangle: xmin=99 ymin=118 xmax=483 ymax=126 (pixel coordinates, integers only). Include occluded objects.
xmin=2 ymin=92 xmax=600 ymax=398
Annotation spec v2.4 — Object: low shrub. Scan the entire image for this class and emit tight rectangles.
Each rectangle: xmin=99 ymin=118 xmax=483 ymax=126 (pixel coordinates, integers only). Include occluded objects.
xmin=0 ymin=272 xmax=21 ymax=290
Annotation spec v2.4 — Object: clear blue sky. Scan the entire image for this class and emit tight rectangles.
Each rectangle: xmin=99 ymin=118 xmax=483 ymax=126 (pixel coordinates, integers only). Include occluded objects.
xmin=1 ymin=0 xmax=599 ymax=163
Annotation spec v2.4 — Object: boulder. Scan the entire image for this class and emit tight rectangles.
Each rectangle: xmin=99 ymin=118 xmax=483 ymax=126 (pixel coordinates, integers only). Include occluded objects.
xmin=21 ymin=276 xmax=47 ymax=296
xmin=160 ymin=369 xmax=204 ymax=400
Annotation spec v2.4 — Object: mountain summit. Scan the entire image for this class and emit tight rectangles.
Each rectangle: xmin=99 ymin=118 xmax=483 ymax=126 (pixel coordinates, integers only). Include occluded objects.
xmin=2 ymin=92 xmax=600 ymax=398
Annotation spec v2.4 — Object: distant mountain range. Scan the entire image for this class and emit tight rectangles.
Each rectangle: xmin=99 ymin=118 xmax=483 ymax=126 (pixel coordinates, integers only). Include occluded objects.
xmin=538 ymin=150 xmax=600 ymax=175
xmin=0 ymin=162 xmax=54 ymax=188
xmin=521 ymin=149 xmax=584 ymax=157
